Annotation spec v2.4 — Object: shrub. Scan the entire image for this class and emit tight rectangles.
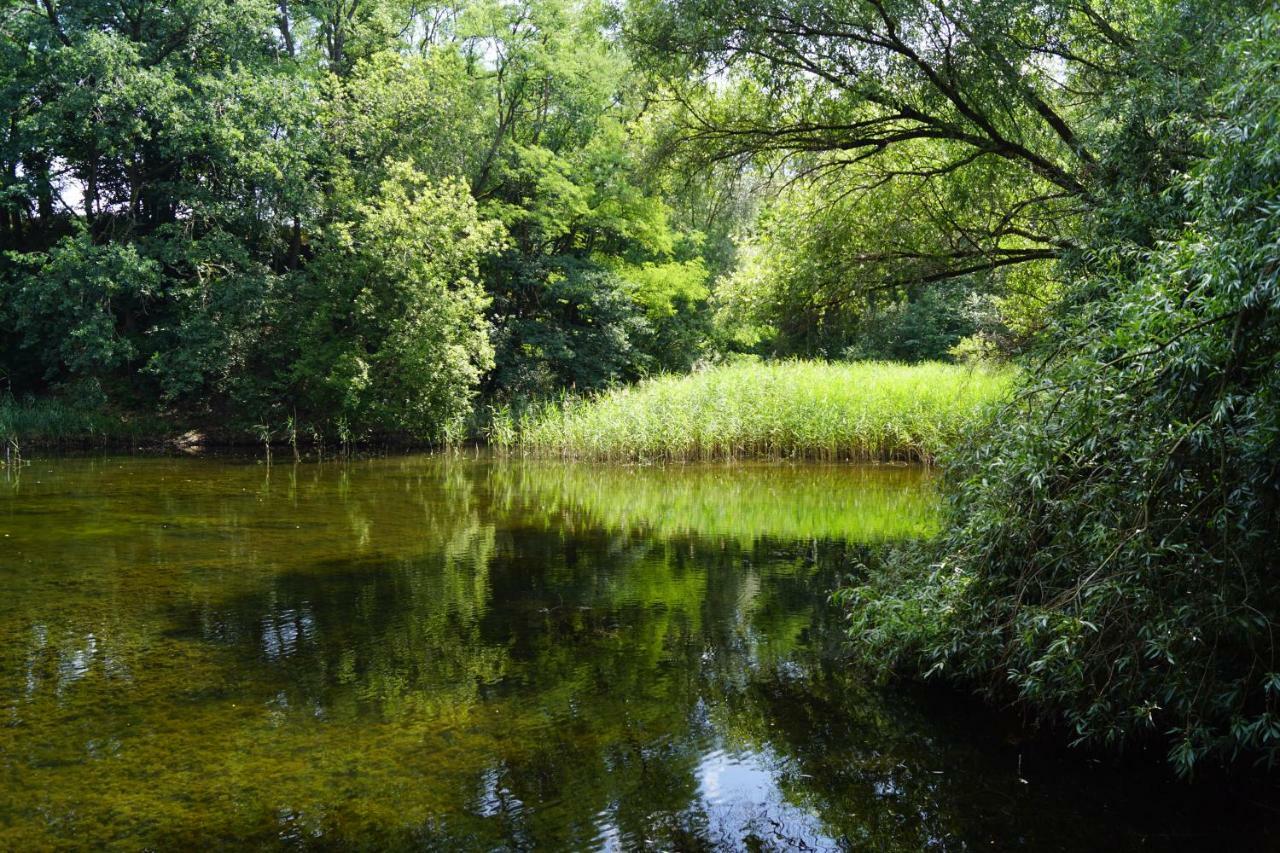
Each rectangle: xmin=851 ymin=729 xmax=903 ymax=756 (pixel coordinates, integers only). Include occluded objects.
xmin=291 ymin=163 xmax=503 ymax=443
xmin=837 ymin=15 xmax=1280 ymax=774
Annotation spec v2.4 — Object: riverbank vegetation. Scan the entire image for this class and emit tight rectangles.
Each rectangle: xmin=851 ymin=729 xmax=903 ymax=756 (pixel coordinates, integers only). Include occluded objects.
xmin=2 ymin=0 xmax=1279 ymax=777
xmin=494 ymin=361 xmax=1011 ymax=462
xmin=0 ymin=0 xmax=1012 ymax=447
xmin=0 ymin=396 xmax=161 ymax=449
xmin=614 ymin=0 xmax=1280 ymax=775
xmin=0 ymin=0 xmax=725 ymax=444
xmin=835 ymin=15 xmax=1280 ymax=775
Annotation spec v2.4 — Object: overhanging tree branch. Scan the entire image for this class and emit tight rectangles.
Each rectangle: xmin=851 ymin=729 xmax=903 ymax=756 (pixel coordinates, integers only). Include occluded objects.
xmin=36 ymin=0 xmax=72 ymax=46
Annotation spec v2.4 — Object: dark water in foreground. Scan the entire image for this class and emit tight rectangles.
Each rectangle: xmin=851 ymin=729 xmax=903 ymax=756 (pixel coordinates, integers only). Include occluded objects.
xmin=0 ymin=456 xmax=1272 ymax=850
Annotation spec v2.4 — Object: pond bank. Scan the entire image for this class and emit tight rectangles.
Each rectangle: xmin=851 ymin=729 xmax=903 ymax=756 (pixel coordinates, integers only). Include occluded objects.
xmin=4 ymin=360 xmax=1013 ymax=461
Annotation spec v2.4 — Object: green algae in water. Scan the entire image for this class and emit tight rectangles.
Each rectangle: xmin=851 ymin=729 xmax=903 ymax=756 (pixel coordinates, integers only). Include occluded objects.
xmin=0 ymin=456 xmax=1272 ymax=850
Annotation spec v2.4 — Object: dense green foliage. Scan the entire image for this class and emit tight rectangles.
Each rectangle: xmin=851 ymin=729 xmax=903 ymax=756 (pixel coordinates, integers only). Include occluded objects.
xmin=0 ymin=394 xmax=160 ymax=447
xmin=292 ymin=169 xmax=501 ymax=442
xmin=498 ymin=360 xmax=1012 ymax=461
xmin=0 ymin=0 xmax=723 ymax=441
xmin=627 ymin=0 xmax=1088 ymax=361
xmin=3 ymin=0 xmax=1280 ymax=778
xmin=840 ymin=13 xmax=1280 ymax=773
xmin=622 ymin=0 xmax=1280 ymax=773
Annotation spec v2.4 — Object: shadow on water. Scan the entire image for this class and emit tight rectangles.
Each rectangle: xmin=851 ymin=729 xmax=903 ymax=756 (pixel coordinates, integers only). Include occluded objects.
xmin=0 ymin=455 xmax=1276 ymax=849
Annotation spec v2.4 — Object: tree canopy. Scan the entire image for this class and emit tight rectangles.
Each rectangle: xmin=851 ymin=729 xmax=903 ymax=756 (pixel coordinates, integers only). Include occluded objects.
xmin=0 ymin=0 xmax=725 ymax=436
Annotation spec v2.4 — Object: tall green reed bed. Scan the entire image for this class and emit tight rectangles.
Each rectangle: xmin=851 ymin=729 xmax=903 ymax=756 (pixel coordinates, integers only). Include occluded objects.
xmin=493 ymin=360 xmax=1014 ymax=463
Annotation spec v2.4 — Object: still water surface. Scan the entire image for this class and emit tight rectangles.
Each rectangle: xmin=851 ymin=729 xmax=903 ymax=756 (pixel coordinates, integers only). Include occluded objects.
xmin=0 ymin=456 xmax=1271 ymax=849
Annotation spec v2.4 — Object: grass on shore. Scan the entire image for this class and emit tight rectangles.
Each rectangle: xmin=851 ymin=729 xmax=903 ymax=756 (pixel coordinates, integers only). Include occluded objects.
xmin=0 ymin=397 xmax=165 ymax=449
xmin=492 ymin=360 xmax=1014 ymax=463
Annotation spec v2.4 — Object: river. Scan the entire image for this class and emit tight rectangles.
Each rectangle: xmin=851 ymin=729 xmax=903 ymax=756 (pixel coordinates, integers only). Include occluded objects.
xmin=0 ymin=455 xmax=1270 ymax=849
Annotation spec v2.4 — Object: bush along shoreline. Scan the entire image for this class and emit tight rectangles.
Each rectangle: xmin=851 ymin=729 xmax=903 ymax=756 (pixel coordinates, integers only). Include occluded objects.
xmin=490 ymin=360 xmax=1014 ymax=464
xmin=0 ymin=396 xmax=170 ymax=450
xmin=833 ymin=15 xmax=1280 ymax=777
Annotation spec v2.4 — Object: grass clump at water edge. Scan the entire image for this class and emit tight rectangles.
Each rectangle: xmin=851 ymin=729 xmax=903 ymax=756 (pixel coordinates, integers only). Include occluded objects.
xmin=492 ymin=360 xmax=1014 ymax=463
xmin=0 ymin=395 xmax=166 ymax=449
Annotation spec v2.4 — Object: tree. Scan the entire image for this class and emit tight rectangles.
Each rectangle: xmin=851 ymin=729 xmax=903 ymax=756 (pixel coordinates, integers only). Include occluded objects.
xmin=0 ymin=0 xmax=727 ymax=435
xmin=838 ymin=6 xmax=1280 ymax=773
xmin=292 ymin=163 xmax=503 ymax=442
xmin=714 ymin=160 xmax=1033 ymax=359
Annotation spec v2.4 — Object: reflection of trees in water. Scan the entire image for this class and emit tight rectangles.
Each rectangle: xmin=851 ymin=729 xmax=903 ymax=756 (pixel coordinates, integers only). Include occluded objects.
xmin=0 ymin=457 xmax=1215 ymax=850
xmin=181 ymin=527 xmax=1047 ymax=850
xmin=1 ymin=457 xmax=497 ymax=718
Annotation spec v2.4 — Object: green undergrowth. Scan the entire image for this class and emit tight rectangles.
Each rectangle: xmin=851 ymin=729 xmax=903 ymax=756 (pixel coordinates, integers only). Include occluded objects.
xmin=834 ymin=16 xmax=1280 ymax=775
xmin=0 ymin=397 xmax=166 ymax=449
xmin=492 ymin=360 xmax=1014 ymax=463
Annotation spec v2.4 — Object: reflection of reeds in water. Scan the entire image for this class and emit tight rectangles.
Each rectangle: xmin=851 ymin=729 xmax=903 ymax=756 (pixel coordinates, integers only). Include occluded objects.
xmin=493 ymin=361 xmax=1014 ymax=464
xmin=489 ymin=460 xmax=942 ymax=543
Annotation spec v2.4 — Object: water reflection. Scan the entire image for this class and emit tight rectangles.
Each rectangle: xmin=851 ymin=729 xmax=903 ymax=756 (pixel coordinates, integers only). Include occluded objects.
xmin=0 ymin=456 xmax=1270 ymax=849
